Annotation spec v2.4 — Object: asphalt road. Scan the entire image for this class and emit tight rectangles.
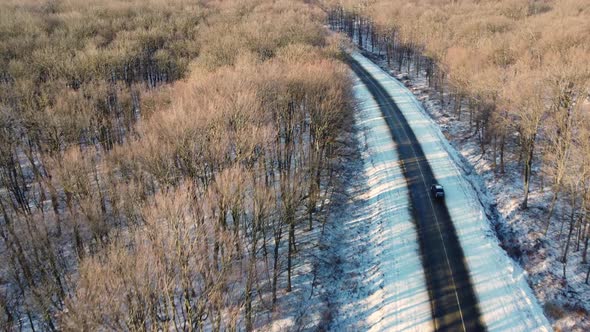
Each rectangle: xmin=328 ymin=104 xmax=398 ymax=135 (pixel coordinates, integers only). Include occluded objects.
xmin=348 ymin=55 xmax=486 ymax=332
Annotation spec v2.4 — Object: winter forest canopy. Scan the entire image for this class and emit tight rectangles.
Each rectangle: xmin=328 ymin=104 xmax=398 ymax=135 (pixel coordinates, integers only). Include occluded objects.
xmin=330 ymin=0 xmax=590 ymax=212
xmin=1 ymin=0 xmax=590 ymax=330
xmin=0 ymin=0 xmax=352 ymax=329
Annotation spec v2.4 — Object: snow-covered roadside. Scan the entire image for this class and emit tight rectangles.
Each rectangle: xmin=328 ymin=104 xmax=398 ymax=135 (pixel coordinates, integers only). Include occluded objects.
xmin=331 ymin=70 xmax=434 ymax=331
xmin=266 ymin=62 xmax=434 ymax=331
xmin=349 ymin=52 xmax=552 ymax=331
xmin=357 ymin=38 xmax=590 ymax=329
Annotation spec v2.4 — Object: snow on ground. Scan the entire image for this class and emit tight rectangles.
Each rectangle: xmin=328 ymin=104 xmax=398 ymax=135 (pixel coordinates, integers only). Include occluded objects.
xmin=355 ymin=35 xmax=590 ymax=329
xmin=349 ymin=52 xmax=552 ymax=331
xmin=266 ymin=51 xmax=436 ymax=331
xmin=331 ymin=70 xmax=434 ymax=331
xmin=401 ymin=71 xmax=590 ymax=332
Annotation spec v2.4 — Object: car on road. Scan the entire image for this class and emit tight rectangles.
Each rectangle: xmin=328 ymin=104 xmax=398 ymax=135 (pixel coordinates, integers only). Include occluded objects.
xmin=431 ymin=184 xmax=445 ymax=199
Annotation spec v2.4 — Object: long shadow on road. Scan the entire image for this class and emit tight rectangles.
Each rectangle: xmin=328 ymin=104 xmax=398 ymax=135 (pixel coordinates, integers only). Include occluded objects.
xmin=347 ymin=54 xmax=486 ymax=332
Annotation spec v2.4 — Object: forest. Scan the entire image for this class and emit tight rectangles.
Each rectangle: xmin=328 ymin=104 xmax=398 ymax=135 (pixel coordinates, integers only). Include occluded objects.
xmin=325 ymin=0 xmax=590 ymax=326
xmin=2 ymin=0 xmax=590 ymax=330
xmin=0 ymin=0 xmax=353 ymax=330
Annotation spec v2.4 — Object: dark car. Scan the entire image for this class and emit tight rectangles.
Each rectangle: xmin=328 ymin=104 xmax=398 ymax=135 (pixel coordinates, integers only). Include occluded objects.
xmin=431 ymin=184 xmax=445 ymax=199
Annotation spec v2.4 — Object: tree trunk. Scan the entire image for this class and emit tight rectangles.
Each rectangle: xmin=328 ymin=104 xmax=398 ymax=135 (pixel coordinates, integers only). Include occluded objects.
xmin=492 ymin=135 xmax=497 ymax=171
xmin=582 ymin=220 xmax=590 ymax=263
xmin=545 ymin=184 xmax=563 ymax=236
xmin=561 ymin=191 xmax=577 ymax=264
xmin=522 ymin=136 xmax=536 ymax=209
xmin=286 ymin=222 xmax=295 ymax=293
xmin=500 ymin=134 xmax=505 ymax=174
xmin=245 ymin=226 xmax=258 ymax=331
xmin=271 ymin=226 xmax=281 ymax=307
xmin=357 ymin=16 xmax=362 ymax=48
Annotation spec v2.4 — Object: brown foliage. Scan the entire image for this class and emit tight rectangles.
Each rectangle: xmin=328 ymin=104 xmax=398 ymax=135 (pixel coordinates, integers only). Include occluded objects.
xmin=0 ymin=0 xmax=354 ymax=330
